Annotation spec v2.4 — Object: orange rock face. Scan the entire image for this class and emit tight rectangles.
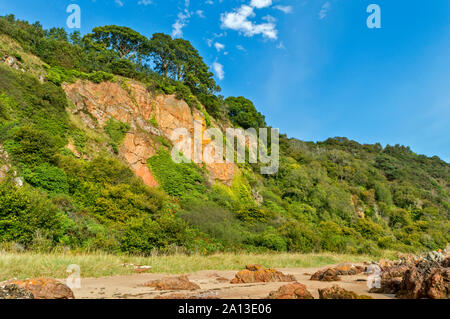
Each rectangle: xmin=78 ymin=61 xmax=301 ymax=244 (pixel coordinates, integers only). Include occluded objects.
xmin=62 ymin=80 xmax=236 ymax=186
xmin=231 ymin=265 xmax=296 ymax=284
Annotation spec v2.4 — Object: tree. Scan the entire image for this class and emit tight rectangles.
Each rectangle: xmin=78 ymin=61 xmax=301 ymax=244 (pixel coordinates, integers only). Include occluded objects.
xmin=225 ymin=96 xmax=266 ymax=129
xmin=149 ymin=33 xmax=175 ymax=78
xmin=88 ymin=25 xmax=149 ymax=61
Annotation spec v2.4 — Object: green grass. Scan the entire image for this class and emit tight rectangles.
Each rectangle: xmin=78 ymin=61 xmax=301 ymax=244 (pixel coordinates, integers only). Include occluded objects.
xmin=0 ymin=250 xmax=396 ymax=281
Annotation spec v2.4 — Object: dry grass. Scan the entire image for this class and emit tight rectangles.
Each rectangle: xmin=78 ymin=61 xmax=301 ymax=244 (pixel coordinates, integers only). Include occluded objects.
xmin=0 ymin=250 xmax=396 ymax=281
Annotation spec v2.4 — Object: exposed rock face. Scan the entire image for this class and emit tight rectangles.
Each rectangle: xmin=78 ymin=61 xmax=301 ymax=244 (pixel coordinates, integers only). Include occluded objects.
xmin=267 ymin=283 xmax=314 ymax=299
xmin=6 ymin=278 xmax=75 ymax=299
xmin=396 ymin=260 xmax=449 ymax=299
xmin=0 ymin=284 xmax=34 ymax=299
xmin=370 ymin=250 xmax=450 ymax=299
xmin=142 ymin=275 xmax=200 ymax=291
xmin=63 ymin=80 xmax=236 ymax=186
xmin=310 ymin=268 xmax=341 ymax=282
xmin=2 ymin=55 xmax=25 ymax=72
xmin=231 ymin=264 xmax=296 ymax=284
xmin=318 ymin=285 xmax=372 ymax=299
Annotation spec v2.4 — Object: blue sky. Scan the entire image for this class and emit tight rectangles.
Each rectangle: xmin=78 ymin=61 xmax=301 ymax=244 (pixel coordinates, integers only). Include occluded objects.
xmin=1 ymin=0 xmax=449 ymax=162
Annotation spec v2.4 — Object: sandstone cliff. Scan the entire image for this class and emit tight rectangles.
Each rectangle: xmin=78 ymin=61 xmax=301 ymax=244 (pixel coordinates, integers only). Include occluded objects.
xmin=62 ymin=80 xmax=235 ymax=187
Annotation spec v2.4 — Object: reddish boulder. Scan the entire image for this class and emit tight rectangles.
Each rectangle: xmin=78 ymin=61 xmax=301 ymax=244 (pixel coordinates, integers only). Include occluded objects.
xmin=310 ymin=268 xmax=341 ymax=282
xmin=267 ymin=283 xmax=314 ymax=299
xmin=142 ymin=275 xmax=200 ymax=291
xmin=7 ymin=278 xmax=74 ymax=299
xmin=231 ymin=265 xmax=296 ymax=284
xmin=425 ymin=268 xmax=450 ymax=299
xmin=318 ymin=285 xmax=372 ymax=299
xmin=335 ymin=263 xmax=364 ymax=275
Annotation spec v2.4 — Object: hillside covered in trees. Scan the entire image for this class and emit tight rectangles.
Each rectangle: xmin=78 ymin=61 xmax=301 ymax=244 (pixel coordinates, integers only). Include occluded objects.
xmin=0 ymin=15 xmax=448 ymax=256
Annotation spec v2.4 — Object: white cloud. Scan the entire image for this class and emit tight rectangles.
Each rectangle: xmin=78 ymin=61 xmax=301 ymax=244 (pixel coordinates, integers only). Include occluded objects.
xmin=205 ymin=0 xmax=214 ymax=4
xmin=274 ymin=5 xmax=292 ymax=14
xmin=115 ymin=0 xmax=124 ymax=7
xmin=236 ymin=44 xmax=246 ymax=52
xmin=138 ymin=0 xmax=152 ymax=5
xmin=250 ymin=0 xmax=272 ymax=9
xmin=172 ymin=2 xmax=191 ymax=38
xmin=196 ymin=10 xmax=205 ymax=18
xmin=214 ymin=42 xmax=225 ymax=52
xmin=212 ymin=62 xmax=225 ymax=80
xmin=262 ymin=15 xmax=277 ymax=23
xmin=276 ymin=41 xmax=286 ymax=50
xmin=220 ymin=4 xmax=278 ymax=40
xmin=319 ymin=2 xmax=331 ymax=20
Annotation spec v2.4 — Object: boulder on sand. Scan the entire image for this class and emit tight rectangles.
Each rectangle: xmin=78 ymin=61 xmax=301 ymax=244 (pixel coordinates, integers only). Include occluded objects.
xmin=318 ymin=285 xmax=372 ymax=299
xmin=334 ymin=263 xmax=365 ymax=275
xmin=5 ymin=278 xmax=74 ymax=299
xmin=267 ymin=283 xmax=314 ymax=299
xmin=230 ymin=265 xmax=296 ymax=284
xmin=142 ymin=275 xmax=200 ymax=291
xmin=310 ymin=268 xmax=341 ymax=282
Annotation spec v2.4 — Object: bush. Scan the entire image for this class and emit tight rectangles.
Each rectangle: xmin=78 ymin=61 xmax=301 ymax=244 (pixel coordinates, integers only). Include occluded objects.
xmin=147 ymin=149 xmax=206 ymax=197
xmin=120 ymin=214 xmax=192 ymax=254
xmin=104 ymin=118 xmax=130 ymax=144
xmin=23 ymin=163 xmax=69 ymax=194
xmin=0 ymin=182 xmax=65 ymax=245
xmin=7 ymin=126 xmax=65 ymax=167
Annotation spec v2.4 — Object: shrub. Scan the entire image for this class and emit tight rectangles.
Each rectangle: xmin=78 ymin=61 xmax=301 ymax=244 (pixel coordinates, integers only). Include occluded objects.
xmin=104 ymin=118 xmax=130 ymax=144
xmin=0 ymin=182 xmax=65 ymax=245
xmin=120 ymin=214 xmax=192 ymax=254
xmin=147 ymin=149 xmax=206 ymax=197
xmin=23 ymin=163 xmax=69 ymax=194
xmin=7 ymin=126 xmax=65 ymax=167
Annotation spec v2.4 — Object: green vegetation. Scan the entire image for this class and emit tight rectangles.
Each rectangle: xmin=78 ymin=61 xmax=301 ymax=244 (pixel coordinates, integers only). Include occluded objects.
xmin=0 ymin=15 xmax=448 ymax=258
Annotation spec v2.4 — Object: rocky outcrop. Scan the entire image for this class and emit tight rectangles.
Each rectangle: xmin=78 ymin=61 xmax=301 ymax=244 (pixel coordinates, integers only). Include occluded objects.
xmin=5 ymin=278 xmax=75 ymax=299
xmin=63 ymin=80 xmax=236 ymax=186
xmin=0 ymin=284 xmax=34 ymax=299
xmin=369 ymin=249 xmax=450 ymax=299
xmin=267 ymin=283 xmax=314 ymax=299
xmin=310 ymin=268 xmax=341 ymax=282
xmin=0 ymin=144 xmax=23 ymax=187
xmin=310 ymin=263 xmax=364 ymax=282
xmin=318 ymin=285 xmax=372 ymax=299
xmin=142 ymin=275 xmax=200 ymax=291
xmin=230 ymin=264 xmax=296 ymax=284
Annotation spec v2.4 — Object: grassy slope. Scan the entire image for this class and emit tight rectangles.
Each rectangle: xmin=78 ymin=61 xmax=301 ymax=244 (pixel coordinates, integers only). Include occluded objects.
xmin=0 ymin=251 xmax=396 ymax=281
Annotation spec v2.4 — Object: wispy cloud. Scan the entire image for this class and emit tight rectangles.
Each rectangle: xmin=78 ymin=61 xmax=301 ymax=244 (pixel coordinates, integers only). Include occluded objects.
xmin=172 ymin=1 xmax=191 ymax=38
xmin=196 ymin=10 xmax=205 ymax=18
xmin=212 ymin=62 xmax=225 ymax=80
xmin=214 ymin=42 xmax=225 ymax=52
xmin=137 ymin=0 xmax=153 ymax=5
xmin=274 ymin=5 xmax=292 ymax=14
xmin=115 ymin=0 xmax=124 ymax=7
xmin=319 ymin=2 xmax=331 ymax=20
